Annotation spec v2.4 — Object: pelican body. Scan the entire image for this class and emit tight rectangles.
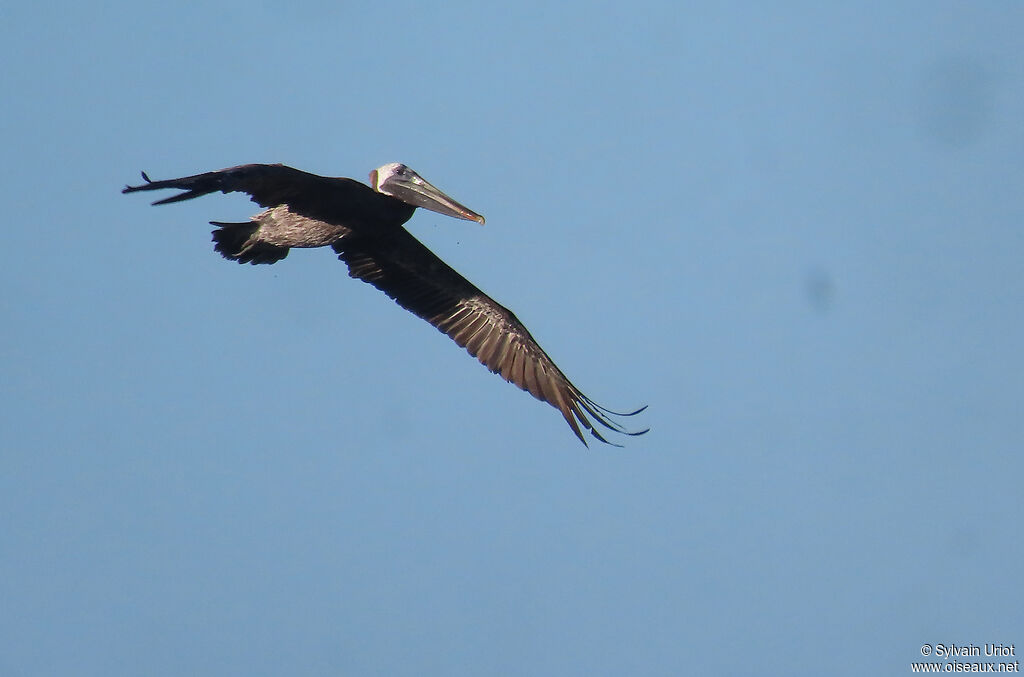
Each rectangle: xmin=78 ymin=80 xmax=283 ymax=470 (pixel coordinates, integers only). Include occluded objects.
xmin=123 ymin=162 xmax=646 ymax=445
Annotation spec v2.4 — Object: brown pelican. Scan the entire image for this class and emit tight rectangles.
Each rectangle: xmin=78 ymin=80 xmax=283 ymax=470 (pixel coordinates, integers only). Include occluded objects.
xmin=123 ymin=163 xmax=647 ymax=445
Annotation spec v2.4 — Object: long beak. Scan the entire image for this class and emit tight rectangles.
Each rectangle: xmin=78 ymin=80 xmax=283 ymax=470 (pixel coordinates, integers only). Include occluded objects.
xmin=385 ymin=174 xmax=485 ymax=224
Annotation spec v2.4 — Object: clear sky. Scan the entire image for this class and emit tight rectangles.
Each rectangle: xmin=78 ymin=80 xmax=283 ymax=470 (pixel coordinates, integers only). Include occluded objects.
xmin=1 ymin=2 xmax=1021 ymax=675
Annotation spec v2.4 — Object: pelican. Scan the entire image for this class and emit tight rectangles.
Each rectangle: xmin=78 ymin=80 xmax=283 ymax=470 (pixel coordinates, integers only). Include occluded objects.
xmin=123 ymin=163 xmax=647 ymax=445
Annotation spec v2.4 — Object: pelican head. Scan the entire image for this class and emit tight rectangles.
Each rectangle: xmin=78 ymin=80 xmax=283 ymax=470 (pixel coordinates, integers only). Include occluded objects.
xmin=369 ymin=163 xmax=485 ymax=224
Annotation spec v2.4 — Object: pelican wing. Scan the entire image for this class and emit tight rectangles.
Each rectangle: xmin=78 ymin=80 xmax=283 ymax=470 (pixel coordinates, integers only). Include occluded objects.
xmin=122 ymin=164 xmax=406 ymax=226
xmin=332 ymin=228 xmax=647 ymax=446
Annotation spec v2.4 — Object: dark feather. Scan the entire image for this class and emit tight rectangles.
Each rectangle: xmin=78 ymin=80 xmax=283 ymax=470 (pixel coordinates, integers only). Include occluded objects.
xmin=331 ymin=227 xmax=647 ymax=446
xmin=123 ymin=164 xmax=411 ymax=226
xmin=210 ymin=221 xmax=289 ymax=264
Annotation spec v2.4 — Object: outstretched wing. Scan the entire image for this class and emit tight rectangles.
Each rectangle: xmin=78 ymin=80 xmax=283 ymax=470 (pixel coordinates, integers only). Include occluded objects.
xmin=122 ymin=163 xmax=410 ymax=227
xmin=332 ymin=228 xmax=647 ymax=446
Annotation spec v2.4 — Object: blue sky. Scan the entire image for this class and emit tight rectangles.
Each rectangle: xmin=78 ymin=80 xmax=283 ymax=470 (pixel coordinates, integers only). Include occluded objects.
xmin=1 ymin=2 xmax=1022 ymax=675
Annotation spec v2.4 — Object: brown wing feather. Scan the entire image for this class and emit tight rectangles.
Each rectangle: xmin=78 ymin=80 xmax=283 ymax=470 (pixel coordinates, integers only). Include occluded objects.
xmin=332 ymin=227 xmax=646 ymax=446
xmin=122 ymin=164 xmax=411 ymax=227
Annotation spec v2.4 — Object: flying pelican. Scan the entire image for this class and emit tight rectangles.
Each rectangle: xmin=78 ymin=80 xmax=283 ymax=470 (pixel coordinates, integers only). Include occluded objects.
xmin=123 ymin=163 xmax=647 ymax=445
